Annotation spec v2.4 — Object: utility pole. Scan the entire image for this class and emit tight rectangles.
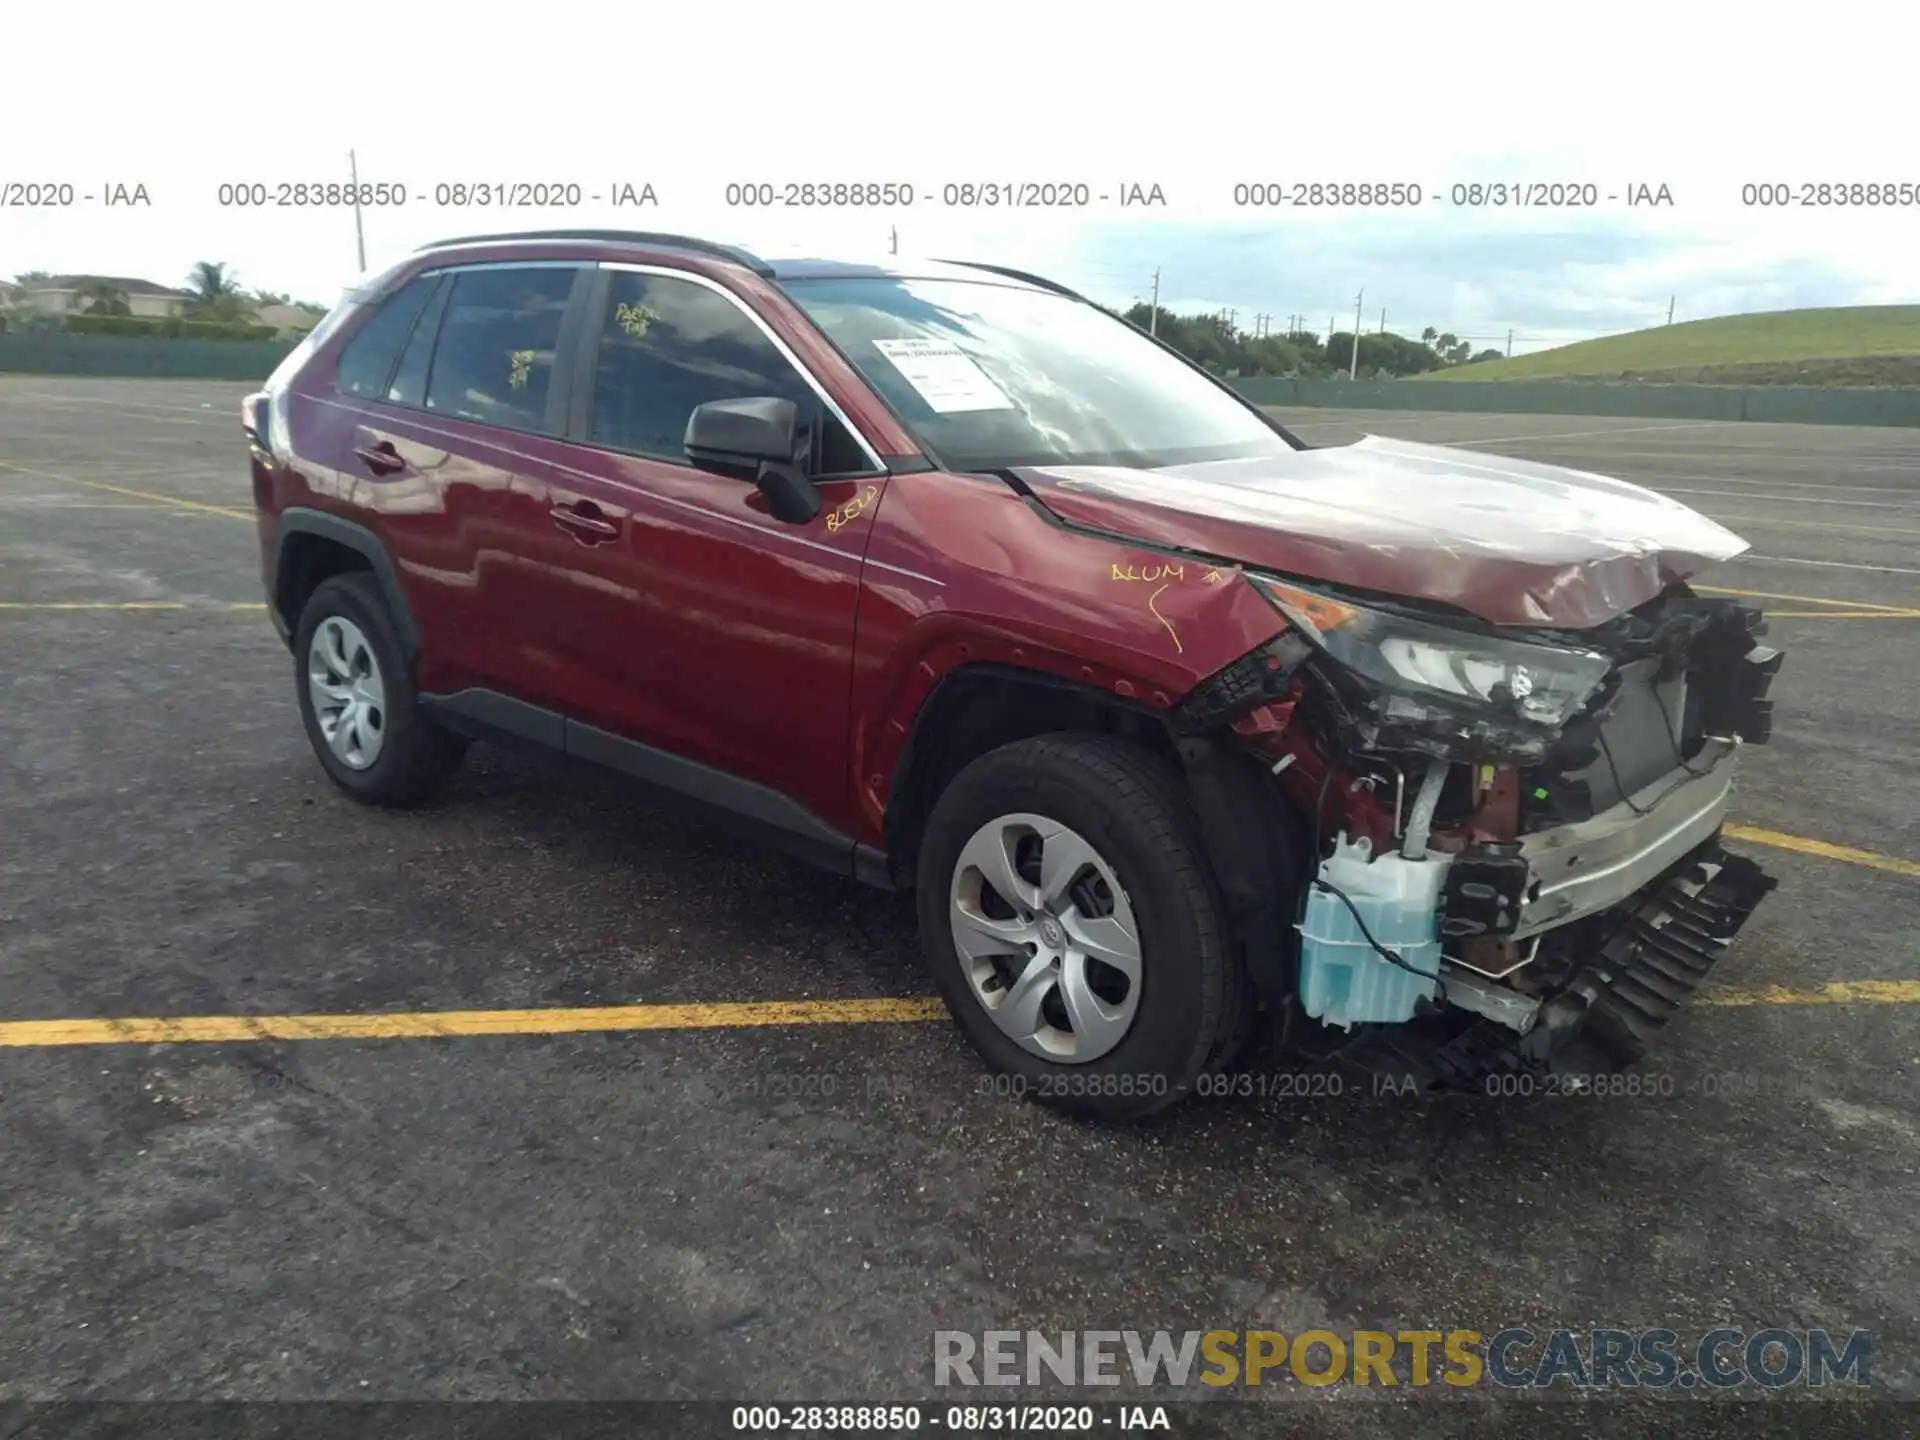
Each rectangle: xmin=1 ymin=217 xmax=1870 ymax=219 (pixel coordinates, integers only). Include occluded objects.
xmin=1667 ymin=295 xmax=1675 ymax=325
xmin=1328 ymin=315 xmax=1335 ymax=346
xmin=1506 ymin=328 xmax=1514 ymax=357
xmin=1379 ymin=307 xmax=1386 ymax=334
xmin=1349 ymin=288 xmax=1364 ymax=379
xmin=889 ymin=226 xmax=897 ymax=255
xmin=348 ymin=149 xmax=367 ymax=274
xmin=1149 ymin=267 xmax=1160 ymax=338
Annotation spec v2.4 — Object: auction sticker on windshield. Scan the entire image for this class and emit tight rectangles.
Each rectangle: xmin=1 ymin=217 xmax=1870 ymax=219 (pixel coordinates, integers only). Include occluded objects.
xmin=873 ymin=338 xmax=1015 ymax=412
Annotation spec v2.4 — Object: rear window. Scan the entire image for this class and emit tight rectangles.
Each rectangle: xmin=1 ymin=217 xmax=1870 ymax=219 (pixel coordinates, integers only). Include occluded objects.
xmin=422 ymin=267 xmax=580 ymax=434
xmin=385 ymin=277 xmax=452 ymax=408
xmin=262 ymin=287 xmax=362 ymax=394
xmin=336 ymin=276 xmax=439 ymax=399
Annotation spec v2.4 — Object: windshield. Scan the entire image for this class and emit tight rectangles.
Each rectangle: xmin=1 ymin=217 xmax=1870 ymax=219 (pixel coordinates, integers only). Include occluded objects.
xmin=782 ymin=276 xmax=1300 ymax=472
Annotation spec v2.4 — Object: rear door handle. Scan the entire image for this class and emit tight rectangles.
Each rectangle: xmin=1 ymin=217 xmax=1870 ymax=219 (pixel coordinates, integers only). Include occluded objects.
xmin=354 ymin=442 xmax=406 ymax=476
xmin=549 ymin=503 xmax=620 ymax=542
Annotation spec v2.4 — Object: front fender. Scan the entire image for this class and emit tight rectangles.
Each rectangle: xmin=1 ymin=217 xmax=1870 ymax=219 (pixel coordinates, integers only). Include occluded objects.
xmin=848 ymin=475 xmax=1288 ymax=838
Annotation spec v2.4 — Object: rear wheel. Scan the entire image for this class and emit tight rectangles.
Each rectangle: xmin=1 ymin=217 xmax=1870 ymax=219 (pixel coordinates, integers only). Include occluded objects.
xmin=293 ymin=573 xmax=463 ymax=806
xmin=915 ymin=734 xmax=1243 ymax=1120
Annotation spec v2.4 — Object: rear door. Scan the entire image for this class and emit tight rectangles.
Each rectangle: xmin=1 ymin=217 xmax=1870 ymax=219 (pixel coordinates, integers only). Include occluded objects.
xmin=333 ymin=261 xmax=593 ymax=710
xmin=534 ymin=262 xmax=891 ymax=830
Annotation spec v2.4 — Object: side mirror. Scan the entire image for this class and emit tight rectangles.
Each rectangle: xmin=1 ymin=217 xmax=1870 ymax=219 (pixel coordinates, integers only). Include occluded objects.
xmin=685 ymin=396 xmax=821 ymax=524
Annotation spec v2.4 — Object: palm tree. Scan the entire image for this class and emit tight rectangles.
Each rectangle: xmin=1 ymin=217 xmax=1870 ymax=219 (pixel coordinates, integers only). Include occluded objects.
xmin=79 ymin=280 xmax=132 ymax=315
xmin=185 ymin=261 xmax=247 ymax=321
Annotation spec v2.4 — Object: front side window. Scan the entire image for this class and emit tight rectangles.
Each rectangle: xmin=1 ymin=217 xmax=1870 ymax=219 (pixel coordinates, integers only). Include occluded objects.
xmin=423 ymin=267 xmax=580 ymax=433
xmin=335 ymin=275 xmax=437 ymax=399
xmin=588 ymin=271 xmax=870 ymax=474
xmin=782 ymin=275 xmax=1299 ymax=472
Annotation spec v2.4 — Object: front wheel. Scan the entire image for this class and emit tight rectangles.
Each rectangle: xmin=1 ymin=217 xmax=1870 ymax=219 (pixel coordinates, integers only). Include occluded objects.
xmin=915 ymin=734 xmax=1245 ymax=1120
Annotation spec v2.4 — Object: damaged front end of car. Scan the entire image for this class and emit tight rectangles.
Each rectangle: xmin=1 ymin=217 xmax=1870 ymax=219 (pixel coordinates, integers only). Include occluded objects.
xmin=1172 ymin=572 xmax=1785 ymax=1089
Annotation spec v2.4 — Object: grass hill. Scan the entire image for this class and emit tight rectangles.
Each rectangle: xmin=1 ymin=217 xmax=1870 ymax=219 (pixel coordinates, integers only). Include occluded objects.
xmin=1418 ymin=305 xmax=1920 ymax=386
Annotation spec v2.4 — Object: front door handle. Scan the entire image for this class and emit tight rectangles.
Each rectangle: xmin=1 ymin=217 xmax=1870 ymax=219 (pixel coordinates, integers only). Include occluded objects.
xmin=354 ymin=442 xmax=406 ymax=476
xmin=550 ymin=503 xmax=619 ymax=543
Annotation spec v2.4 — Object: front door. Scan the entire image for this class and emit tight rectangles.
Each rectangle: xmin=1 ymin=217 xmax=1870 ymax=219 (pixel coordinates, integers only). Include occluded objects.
xmin=533 ymin=263 xmax=891 ymax=832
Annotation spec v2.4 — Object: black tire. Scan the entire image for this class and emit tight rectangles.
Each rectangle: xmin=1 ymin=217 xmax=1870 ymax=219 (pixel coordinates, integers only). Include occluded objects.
xmin=915 ymin=733 xmax=1244 ymax=1120
xmin=292 ymin=572 xmax=462 ymax=807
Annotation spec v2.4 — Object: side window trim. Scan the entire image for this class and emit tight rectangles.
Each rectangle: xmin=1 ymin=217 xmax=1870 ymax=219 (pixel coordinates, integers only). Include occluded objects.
xmin=563 ymin=265 xmax=612 ymax=442
xmin=387 ymin=273 xmax=454 ymax=407
xmin=583 ymin=261 xmax=887 ymax=475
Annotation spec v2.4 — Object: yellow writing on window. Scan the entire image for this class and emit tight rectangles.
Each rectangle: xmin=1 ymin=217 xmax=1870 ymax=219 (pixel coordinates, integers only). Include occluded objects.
xmin=615 ymin=302 xmax=659 ymax=338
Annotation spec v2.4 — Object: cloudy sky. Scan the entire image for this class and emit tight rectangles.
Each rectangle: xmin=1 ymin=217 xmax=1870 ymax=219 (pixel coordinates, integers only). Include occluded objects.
xmin=3 ymin=0 xmax=1910 ymax=352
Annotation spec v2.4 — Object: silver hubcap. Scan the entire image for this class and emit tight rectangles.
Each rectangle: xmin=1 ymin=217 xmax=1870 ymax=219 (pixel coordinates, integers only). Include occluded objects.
xmin=307 ymin=616 xmax=386 ymax=770
xmin=948 ymin=813 xmax=1143 ymax=1063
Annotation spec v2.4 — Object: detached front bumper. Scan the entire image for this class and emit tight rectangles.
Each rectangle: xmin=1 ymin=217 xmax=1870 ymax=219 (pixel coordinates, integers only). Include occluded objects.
xmin=1518 ymin=839 xmax=1778 ymax=1074
xmin=1512 ymin=736 xmax=1742 ymax=941
xmin=1310 ymin=834 xmax=1777 ymax=1088
xmin=1304 ymin=740 xmax=1778 ymax=1087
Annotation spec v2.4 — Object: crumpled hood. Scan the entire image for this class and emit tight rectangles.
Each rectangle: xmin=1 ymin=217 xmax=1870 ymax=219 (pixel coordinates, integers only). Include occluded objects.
xmin=1015 ymin=435 xmax=1749 ymax=628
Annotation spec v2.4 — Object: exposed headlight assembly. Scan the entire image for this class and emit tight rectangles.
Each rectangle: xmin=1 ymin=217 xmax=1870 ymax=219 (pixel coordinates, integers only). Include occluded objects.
xmin=1249 ymin=575 xmax=1611 ymax=729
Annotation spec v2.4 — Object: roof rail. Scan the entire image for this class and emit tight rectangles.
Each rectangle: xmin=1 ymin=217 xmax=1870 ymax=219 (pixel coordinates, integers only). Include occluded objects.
xmin=414 ymin=230 xmax=773 ymax=277
xmin=930 ymin=260 xmax=1084 ymax=299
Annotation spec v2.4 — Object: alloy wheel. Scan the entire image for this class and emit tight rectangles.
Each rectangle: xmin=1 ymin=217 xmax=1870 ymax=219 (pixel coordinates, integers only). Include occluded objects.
xmin=307 ymin=615 xmax=387 ymax=770
xmin=948 ymin=812 xmax=1143 ymax=1063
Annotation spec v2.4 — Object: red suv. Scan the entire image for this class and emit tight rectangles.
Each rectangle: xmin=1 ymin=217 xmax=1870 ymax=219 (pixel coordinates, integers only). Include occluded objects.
xmin=245 ymin=229 xmax=1782 ymax=1117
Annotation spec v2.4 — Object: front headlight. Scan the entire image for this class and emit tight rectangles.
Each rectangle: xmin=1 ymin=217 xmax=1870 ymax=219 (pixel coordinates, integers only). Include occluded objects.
xmin=1249 ymin=575 xmax=1610 ymax=728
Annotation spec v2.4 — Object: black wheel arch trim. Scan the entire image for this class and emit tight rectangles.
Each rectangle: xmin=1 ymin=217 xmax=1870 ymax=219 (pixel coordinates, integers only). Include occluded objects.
xmin=271 ymin=508 xmax=421 ymax=660
xmin=881 ymin=661 xmax=1180 ymax=883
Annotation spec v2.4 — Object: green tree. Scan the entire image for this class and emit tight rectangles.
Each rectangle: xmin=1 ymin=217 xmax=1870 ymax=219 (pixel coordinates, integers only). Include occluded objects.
xmin=1420 ymin=326 xmax=1438 ymax=346
xmin=78 ymin=280 xmax=132 ymax=316
xmin=185 ymin=261 xmax=248 ymax=322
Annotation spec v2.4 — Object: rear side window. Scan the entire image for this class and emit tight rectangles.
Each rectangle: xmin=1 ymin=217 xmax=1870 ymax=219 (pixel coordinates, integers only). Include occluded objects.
xmin=335 ymin=276 xmax=437 ymax=398
xmin=423 ymin=267 xmax=580 ymax=434
xmin=588 ymin=271 xmax=871 ymax=475
xmin=385 ymin=276 xmax=452 ymax=408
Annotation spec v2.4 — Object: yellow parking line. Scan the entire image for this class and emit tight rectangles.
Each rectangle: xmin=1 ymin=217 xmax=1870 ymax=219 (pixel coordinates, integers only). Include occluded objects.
xmin=0 ymin=996 xmax=950 ymax=1048
xmin=0 ymin=462 xmax=253 ymax=521
xmin=1760 ymin=610 xmax=1920 ymax=619
xmin=1699 ymin=980 xmax=1920 ymax=1008
xmin=2 ymin=982 xmax=1916 ymax=1050
xmin=1725 ymin=824 xmax=1920 ymax=878
xmin=1695 ymin=585 xmax=1915 ymax=613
